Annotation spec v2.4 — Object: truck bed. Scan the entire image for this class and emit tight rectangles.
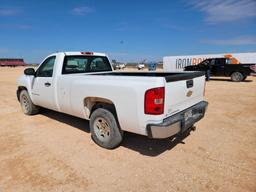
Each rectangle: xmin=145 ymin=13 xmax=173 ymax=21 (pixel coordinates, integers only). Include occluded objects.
xmin=90 ymin=71 xmax=205 ymax=82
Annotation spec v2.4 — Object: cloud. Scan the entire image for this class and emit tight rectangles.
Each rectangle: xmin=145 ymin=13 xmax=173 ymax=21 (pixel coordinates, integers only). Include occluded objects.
xmin=190 ymin=0 xmax=256 ymax=23
xmin=201 ymin=36 xmax=256 ymax=45
xmin=0 ymin=8 xmax=20 ymax=16
xmin=71 ymin=6 xmax=93 ymax=15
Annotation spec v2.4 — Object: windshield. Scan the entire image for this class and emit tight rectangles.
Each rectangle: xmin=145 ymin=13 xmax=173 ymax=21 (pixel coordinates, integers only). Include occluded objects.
xmin=62 ymin=56 xmax=112 ymax=74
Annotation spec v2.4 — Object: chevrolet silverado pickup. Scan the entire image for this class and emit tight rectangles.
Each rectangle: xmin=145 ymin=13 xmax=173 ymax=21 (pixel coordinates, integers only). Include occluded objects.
xmin=184 ymin=58 xmax=256 ymax=82
xmin=17 ymin=52 xmax=208 ymax=149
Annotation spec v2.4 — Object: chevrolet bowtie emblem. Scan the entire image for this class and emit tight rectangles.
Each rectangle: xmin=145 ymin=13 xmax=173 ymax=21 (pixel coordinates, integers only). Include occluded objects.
xmin=186 ymin=90 xmax=193 ymax=97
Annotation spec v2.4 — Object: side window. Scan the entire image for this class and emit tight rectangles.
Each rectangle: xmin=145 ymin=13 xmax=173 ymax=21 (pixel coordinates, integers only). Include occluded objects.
xmin=36 ymin=56 xmax=56 ymax=77
xmin=215 ymin=59 xmax=224 ymax=66
xmin=226 ymin=58 xmax=231 ymax=64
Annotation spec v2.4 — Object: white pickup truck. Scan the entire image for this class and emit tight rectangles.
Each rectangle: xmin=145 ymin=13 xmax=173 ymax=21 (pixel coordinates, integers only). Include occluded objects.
xmin=17 ymin=52 xmax=208 ymax=149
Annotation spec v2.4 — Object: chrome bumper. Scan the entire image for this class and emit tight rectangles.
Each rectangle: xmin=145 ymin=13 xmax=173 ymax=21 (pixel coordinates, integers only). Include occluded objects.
xmin=147 ymin=101 xmax=208 ymax=139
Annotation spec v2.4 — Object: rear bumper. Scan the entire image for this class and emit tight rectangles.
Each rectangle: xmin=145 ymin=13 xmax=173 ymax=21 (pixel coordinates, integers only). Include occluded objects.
xmin=147 ymin=101 xmax=208 ymax=139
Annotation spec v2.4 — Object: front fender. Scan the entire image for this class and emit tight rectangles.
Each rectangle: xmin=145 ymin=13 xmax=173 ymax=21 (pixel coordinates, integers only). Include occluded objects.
xmin=17 ymin=74 xmax=35 ymax=102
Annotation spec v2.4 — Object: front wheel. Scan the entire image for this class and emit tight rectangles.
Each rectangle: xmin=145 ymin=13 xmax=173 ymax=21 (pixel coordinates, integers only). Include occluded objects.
xmin=19 ymin=90 xmax=40 ymax=115
xmin=231 ymin=72 xmax=244 ymax=82
xmin=89 ymin=108 xmax=123 ymax=149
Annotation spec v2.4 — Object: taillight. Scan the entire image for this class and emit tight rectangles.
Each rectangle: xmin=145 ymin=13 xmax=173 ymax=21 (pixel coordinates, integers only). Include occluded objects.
xmin=144 ymin=87 xmax=164 ymax=115
xmin=250 ymin=65 xmax=256 ymax=72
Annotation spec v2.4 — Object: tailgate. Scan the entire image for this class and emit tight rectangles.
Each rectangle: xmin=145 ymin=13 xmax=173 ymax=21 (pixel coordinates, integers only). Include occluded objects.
xmin=164 ymin=72 xmax=205 ymax=118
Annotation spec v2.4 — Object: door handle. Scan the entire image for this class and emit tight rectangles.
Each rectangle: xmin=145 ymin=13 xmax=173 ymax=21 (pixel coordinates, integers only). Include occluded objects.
xmin=44 ymin=82 xmax=51 ymax=87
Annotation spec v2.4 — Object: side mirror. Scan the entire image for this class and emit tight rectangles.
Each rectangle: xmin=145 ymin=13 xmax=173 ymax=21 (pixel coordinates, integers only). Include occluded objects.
xmin=24 ymin=68 xmax=35 ymax=76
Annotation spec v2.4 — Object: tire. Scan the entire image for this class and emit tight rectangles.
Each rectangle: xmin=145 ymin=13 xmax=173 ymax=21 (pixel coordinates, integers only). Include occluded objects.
xmin=231 ymin=72 xmax=244 ymax=82
xmin=89 ymin=108 xmax=123 ymax=149
xmin=19 ymin=90 xmax=40 ymax=115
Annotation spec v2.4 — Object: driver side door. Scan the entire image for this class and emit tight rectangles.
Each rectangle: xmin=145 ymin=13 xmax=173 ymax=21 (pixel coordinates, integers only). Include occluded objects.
xmin=31 ymin=56 xmax=57 ymax=110
xmin=214 ymin=58 xmax=226 ymax=76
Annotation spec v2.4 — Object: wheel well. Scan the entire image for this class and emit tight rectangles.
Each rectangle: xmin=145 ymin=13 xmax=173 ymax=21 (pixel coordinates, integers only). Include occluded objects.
xmin=83 ymin=97 xmax=117 ymax=119
xmin=84 ymin=98 xmax=122 ymax=132
xmin=17 ymin=86 xmax=27 ymax=101
xmin=230 ymin=71 xmax=244 ymax=76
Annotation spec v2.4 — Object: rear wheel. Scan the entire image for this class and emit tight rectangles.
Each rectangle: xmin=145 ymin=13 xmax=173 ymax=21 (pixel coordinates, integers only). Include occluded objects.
xmin=89 ymin=108 xmax=123 ymax=149
xmin=19 ymin=90 xmax=40 ymax=115
xmin=231 ymin=72 xmax=244 ymax=82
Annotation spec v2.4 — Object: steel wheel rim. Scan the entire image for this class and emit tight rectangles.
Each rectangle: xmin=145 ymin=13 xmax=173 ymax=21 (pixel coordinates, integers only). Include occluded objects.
xmin=93 ymin=117 xmax=111 ymax=142
xmin=21 ymin=95 xmax=30 ymax=113
xmin=234 ymin=73 xmax=240 ymax=81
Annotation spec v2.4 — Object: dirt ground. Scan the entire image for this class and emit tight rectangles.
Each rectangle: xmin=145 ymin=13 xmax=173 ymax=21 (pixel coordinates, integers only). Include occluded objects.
xmin=0 ymin=67 xmax=255 ymax=192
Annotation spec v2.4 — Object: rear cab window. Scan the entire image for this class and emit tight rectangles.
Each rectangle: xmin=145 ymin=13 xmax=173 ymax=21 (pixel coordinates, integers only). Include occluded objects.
xmin=62 ymin=56 xmax=112 ymax=74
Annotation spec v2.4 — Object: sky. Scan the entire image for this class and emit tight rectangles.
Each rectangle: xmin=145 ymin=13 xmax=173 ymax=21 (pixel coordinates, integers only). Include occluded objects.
xmin=0 ymin=0 xmax=256 ymax=63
